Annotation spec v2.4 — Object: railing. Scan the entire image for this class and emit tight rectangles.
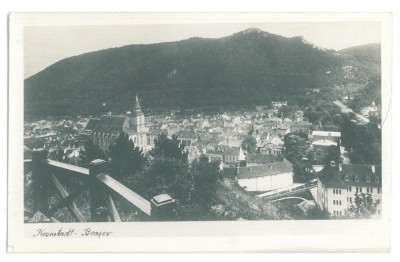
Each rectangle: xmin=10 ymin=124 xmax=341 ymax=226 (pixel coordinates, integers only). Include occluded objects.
xmin=257 ymin=179 xmax=317 ymax=200
xmin=25 ymin=149 xmax=175 ymax=222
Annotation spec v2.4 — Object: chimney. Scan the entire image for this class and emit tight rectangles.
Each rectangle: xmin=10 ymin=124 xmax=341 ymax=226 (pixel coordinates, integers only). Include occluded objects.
xmin=371 ymin=165 xmax=376 ymax=173
xmin=339 ymin=164 xmax=342 ymax=171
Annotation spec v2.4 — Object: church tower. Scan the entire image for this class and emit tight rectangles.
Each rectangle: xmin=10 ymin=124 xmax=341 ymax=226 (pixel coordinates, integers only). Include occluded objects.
xmin=129 ymin=94 xmax=145 ymax=133
xmin=128 ymin=94 xmax=147 ymax=149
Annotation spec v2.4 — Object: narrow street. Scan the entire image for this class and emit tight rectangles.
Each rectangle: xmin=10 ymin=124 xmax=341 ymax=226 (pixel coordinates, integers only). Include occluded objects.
xmin=333 ymin=100 xmax=370 ymax=124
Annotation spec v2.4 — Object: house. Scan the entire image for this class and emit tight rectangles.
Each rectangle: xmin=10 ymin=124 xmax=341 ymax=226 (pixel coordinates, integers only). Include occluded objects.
xmin=294 ymin=110 xmax=304 ymax=121
xmin=204 ymin=150 xmax=223 ymax=163
xmin=288 ymin=121 xmax=313 ymax=134
xmin=312 ymin=131 xmax=341 ymax=145
xmin=246 ymin=153 xmax=279 ymax=165
xmin=317 ymin=162 xmax=382 ymax=218
xmin=223 ymin=147 xmax=240 ymax=164
xmin=237 ymin=158 xmax=293 ymax=192
xmin=272 ymin=101 xmax=288 ymax=108
xmin=176 ymin=130 xmax=198 ymax=147
xmin=198 ymin=135 xmax=222 ymax=151
xmin=277 ymin=124 xmax=290 ymax=136
xmin=312 ymin=139 xmax=338 ymax=163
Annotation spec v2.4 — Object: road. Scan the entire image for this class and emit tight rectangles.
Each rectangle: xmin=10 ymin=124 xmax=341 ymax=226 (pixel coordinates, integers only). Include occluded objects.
xmin=333 ymin=100 xmax=370 ymax=124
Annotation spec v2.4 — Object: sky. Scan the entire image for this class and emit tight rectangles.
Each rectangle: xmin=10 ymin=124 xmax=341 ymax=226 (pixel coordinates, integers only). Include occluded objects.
xmin=24 ymin=22 xmax=381 ymax=78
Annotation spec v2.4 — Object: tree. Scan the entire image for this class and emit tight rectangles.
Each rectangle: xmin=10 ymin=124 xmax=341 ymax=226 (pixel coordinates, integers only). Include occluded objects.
xmin=107 ymin=132 xmax=147 ymax=181
xmin=283 ymin=133 xmax=312 ymax=182
xmin=278 ymin=105 xmax=291 ymax=119
xmin=283 ymin=133 xmax=308 ymax=163
xmin=140 ymin=158 xmax=192 ymax=203
xmin=190 ymin=156 xmax=221 ymax=206
xmin=346 ymin=193 xmax=376 ymax=219
xmin=325 ymin=145 xmax=341 ymax=165
xmin=150 ymin=133 xmax=187 ymax=161
xmin=241 ymin=135 xmax=258 ymax=154
xmin=82 ymin=140 xmax=106 ymax=165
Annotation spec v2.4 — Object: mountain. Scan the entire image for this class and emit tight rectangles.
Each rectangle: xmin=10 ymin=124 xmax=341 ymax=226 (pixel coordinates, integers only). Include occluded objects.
xmin=340 ymin=43 xmax=381 ymax=67
xmin=24 ymin=28 xmax=381 ymax=117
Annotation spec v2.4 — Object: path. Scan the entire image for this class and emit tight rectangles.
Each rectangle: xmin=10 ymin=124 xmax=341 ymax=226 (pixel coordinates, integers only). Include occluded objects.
xmin=333 ymin=100 xmax=370 ymax=124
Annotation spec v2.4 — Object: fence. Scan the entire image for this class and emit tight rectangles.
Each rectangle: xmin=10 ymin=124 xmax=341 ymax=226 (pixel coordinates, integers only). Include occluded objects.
xmin=25 ymin=149 xmax=176 ymax=222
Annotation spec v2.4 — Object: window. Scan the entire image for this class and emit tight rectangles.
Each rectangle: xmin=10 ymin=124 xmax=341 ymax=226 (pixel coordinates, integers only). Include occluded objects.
xmin=366 ymin=176 xmax=370 ymax=183
xmin=339 ymin=189 xmax=341 ymax=194
xmin=339 ymin=200 xmax=342 ymax=205
xmin=355 ymin=176 xmax=359 ymax=182
xmin=378 ymin=188 xmax=381 ymax=194
xmin=375 ymin=177 xmax=380 ymax=183
xmin=370 ymin=188 xmax=373 ymax=194
xmin=348 ymin=187 xmax=352 ymax=192
xmin=349 ymin=197 xmax=352 ymax=204
xmin=340 ymin=211 xmax=342 ymax=216
xmin=359 ymin=187 xmax=363 ymax=193
xmin=333 ymin=200 xmax=335 ymax=205
xmin=367 ymin=188 xmax=370 ymax=194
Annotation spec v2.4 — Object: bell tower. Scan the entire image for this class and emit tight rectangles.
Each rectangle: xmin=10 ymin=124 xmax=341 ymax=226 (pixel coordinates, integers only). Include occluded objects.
xmin=129 ymin=94 xmax=145 ymax=133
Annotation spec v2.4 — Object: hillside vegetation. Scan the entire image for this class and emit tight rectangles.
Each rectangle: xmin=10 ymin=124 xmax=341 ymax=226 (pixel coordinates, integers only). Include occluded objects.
xmin=24 ymin=28 xmax=381 ymax=117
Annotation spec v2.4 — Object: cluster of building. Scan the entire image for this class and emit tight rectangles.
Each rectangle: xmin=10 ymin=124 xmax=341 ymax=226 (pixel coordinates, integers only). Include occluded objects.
xmin=24 ymin=95 xmax=383 ymax=219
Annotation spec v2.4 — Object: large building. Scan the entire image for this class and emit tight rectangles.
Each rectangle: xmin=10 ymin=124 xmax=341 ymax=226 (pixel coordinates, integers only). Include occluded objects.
xmin=312 ymin=131 xmax=341 ymax=145
xmin=317 ymin=162 xmax=382 ymax=218
xmin=236 ymin=158 xmax=293 ymax=192
xmin=90 ymin=95 xmax=148 ymax=152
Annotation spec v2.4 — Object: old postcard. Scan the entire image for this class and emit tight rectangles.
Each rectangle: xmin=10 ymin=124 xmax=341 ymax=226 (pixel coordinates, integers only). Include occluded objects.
xmin=8 ymin=12 xmax=392 ymax=252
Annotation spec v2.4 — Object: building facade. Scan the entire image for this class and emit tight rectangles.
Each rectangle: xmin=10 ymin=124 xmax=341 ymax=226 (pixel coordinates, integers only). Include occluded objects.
xmin=317 ymin=162 xmax=382 ymax=218
xmin=237 ymin=158 xmax=293 ymax=192
xmin=91 ymin=95 xmax=147 ymax=152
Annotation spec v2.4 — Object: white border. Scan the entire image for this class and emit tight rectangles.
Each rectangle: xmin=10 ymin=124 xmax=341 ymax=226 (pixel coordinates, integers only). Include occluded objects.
xmin=7 ymin=12 xmax=393 ymax=253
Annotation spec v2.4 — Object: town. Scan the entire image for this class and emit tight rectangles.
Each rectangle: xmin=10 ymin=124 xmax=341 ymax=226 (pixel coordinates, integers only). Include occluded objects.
xmin=24 ymin=90 xmax=382 ymax=222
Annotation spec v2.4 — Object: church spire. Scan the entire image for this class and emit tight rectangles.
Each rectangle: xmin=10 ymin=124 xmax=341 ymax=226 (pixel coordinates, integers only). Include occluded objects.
xmin=134 ymin=93 xmax=141 ymax=110
xmin=131 ymin=93 xmax=144 ymax=116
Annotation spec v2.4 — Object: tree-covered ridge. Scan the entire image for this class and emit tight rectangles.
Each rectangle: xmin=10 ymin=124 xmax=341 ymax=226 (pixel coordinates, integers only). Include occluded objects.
xmin=24 ymin=29 xmax=380 ymax=117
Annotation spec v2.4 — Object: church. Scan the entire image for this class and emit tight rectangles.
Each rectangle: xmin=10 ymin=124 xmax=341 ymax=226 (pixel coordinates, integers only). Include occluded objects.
xmin=89 ymin=95 xmax=148 ymax=152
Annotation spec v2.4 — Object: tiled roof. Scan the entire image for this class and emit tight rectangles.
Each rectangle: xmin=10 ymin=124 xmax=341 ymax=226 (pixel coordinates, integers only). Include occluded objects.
xmin=223 ymin=147 xmax=239 ymax=156
xmin=319 ymin=164 xmax=382 ymax=188
xmin=92 ymin=115 xmax=127 ymax=135
xmin=221 ymin=167 xmax=237 ymax=178
xmin=237 ymin=158 xmax=293 ymax=179
xmin=85 ymin=118 xmax=100 ymax=131
xmin=176 ymin=130 xmax=197 ymax=139
xmin=289 ymin=121 xmax=313 ymax=126
xmin=205 ymin=150 xmax=224 ymax=156
xmin=246 ymin=154 xmax=276 ymax=164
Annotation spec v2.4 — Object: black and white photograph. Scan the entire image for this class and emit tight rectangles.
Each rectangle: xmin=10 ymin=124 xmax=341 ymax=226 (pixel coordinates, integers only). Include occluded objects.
xmin=7 ymin=12 xmax=393 ymax=252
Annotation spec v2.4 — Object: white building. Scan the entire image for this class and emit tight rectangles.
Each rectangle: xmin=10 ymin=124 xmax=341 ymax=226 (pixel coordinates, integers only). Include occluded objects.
xmin=317 ymin=162 xmax=382 ymax=218
xmin=237 ymin=158 xmax=293 ymax=192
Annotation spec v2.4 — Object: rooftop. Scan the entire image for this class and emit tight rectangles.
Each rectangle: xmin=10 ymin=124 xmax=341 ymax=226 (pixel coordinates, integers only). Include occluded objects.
xmin=237 ymin=158 xmax=293 ymax=179
xmin=92 ymin=115 xmax=127 ymax=135
xmin=312 ymin=139 xmax=337 ymax=147
xmin=319 ymin=164 xmax=382 ymax=188
xmin=312 ymin=131 xmax=341 ymax=137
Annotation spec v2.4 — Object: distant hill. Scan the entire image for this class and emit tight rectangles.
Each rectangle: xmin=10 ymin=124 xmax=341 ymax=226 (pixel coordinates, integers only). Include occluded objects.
xmin=340 ymin=43 xmax=381 ymax=67
xmin=24 ymin=28 xmax=381 ymax=117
